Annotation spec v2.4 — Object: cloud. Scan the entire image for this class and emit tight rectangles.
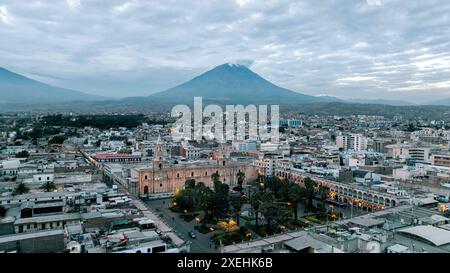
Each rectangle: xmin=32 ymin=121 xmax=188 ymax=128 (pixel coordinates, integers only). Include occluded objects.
xmin=66 ymin=0 xmax=81 ymax=10
xmin=1 ymin=0 xmax=450 ymax=102
xmin=366 ymin=0 xmax=382 ymax=6
xmin=0 ymin=5 xmax=12 ymax=25
xmin=353 ymin=42 xmax=369 ymax=49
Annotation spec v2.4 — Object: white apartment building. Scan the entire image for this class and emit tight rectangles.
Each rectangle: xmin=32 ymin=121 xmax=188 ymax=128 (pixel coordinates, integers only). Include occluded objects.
xmin=336 ymin=134 xmax=368 ymax=151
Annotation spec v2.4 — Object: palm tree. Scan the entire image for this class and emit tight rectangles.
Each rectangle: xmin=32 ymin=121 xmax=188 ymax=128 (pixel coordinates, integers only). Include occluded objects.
xmin=319 ymin=185 xmax=330 ymax=210
xmin=288 ymin=184 xmax=303 ymax=220
xmin=13 ymin=182 xmax=29 ymax=195
xmin=303 ymin=178 xmax=316 ymax=212
xmin=195 ymin=182 xmax=214 ymax=222
xmin=211 ymin=172 xmax=221 ymax=183
xmin=260 ymin=202 xmax=284 ymax=228
xmin=249 ymin=192 xmax=272 ymax=227
xmin=41 ymin=181 xmax=57 ymax=192
xmin=230 ymin=195 xmax=247 ymax=227
xmin=249 ymin=192 xmax=262 ymax=227
xmin=236 ymin=171 xmax=245 ymax=187
xmin=257 ymin=174 xmax=267 ymax=192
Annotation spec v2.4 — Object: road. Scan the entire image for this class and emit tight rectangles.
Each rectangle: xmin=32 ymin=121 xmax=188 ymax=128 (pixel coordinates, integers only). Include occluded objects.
xmin=113 ymin=182 xmax=186 ymax=247
xmin=146 ymin=198 xmax=218 ymax=253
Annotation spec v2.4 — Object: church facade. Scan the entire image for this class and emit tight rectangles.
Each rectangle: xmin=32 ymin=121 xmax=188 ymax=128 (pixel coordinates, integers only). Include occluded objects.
xmin=138 ymin=140 xmax=260 ymax=194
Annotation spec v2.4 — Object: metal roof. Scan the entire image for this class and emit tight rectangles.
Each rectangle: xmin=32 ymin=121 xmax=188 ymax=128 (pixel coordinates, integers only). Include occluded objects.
xmin=398 ymin=225 xmax=450 ymax=246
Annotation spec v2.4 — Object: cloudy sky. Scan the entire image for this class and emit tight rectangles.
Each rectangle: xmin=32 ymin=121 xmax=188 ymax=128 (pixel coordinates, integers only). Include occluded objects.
xmin=1 ymin=0 xmax=450 ymax=102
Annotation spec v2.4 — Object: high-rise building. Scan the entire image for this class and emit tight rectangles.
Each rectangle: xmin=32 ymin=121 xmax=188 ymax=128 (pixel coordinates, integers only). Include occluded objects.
xmin=336 ymin=134 xmax=368 ymax=151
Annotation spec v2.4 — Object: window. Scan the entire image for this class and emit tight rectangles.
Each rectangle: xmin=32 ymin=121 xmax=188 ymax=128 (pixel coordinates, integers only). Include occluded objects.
xmin=160 ymin=183 xmax=162 ymax=187
xmin=145 ymin=175 xmax=148 ymax=180
xmin=191 ymin=172 xmax=194 ymax=177
xmin=41 ymin=224 xmax=45 ymax=230
xmin=177 ymin=173 xmax=180 ymax=178
xmin=47 ymin=177 xmax=50 ymax=180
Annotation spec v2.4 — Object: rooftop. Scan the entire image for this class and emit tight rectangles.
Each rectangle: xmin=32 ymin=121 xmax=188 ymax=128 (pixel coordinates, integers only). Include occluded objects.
xmin=398 ymin=225 xmax=450 ymax=246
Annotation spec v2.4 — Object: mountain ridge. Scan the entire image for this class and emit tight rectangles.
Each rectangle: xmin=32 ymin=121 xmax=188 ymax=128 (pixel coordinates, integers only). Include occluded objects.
xmin=0 ymin=67 xmax=107 ymax=104
xmin=149 ymin=63 xmax=331 ymax=105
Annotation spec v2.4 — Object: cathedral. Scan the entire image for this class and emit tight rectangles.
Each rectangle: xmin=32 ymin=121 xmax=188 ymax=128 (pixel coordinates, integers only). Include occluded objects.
xmin=138 ymin=138 xmax=260 ymax=194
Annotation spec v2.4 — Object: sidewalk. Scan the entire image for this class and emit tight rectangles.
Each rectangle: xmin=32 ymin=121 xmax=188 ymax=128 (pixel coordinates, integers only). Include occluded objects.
xmin=115 ymin=183 xmax=186 ymax=247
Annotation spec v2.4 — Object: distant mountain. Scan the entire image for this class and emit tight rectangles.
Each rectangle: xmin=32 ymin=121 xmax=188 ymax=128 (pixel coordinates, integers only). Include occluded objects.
xmin=0 ymin=67 xmax=106 ymax=104
xmin=347 ymin=98 xmax=414 ymax=106
xmin=149 ymin=63 xmax=330 ymax=105
xmin=424 ymin=98 xmax=450 ymax=106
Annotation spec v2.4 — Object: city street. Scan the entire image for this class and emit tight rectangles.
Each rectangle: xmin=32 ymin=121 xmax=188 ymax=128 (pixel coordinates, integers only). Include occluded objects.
xmin=145 ymin=198 xmax=218 ymax=253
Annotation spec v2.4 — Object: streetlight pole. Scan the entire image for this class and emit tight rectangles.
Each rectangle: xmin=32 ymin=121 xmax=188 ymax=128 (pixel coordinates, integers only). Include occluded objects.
xmin=350 ymin=201 xmax=353 ymax=218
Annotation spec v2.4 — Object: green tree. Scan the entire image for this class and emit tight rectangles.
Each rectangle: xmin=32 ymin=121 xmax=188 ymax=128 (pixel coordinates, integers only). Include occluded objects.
xmin=211 ymin=172 xmax=221 ymax=183
xmin=260 ymin=199 xmax=287 ymax=228
xmin=0 ymin=205 xmax=6 ymax=217
xmin=288 ymin=183 xmax=304 ymax=220
xmin=49 ymin=135 xmax=67 ymax=144
xmin=257 ymin=174 xmax=267 ymax=192
xmin=195 ymin=182 xmax=214 ymax=222
xmin=267 ymin=176 xmax=283 ymax=197
xmin=212 ymin=179 xmax=229 ymax=219
xmin=15 ymin=150 xmax=30 ymax=158
xmin=319 ymin=185 xmax=330 ymax=210
xmin=236 ymin=171 xmax=245 ymax=187
xmin=230 ymin=195 xmax=247 ymax=227
xmin=185 ymin=179 xmax=196 ymax=189
xmin=175 ymin=188 xmax=195 ymax=211
xmin=41 ymin=181 xmax=57 ymax=192
xmin=249 ymin=192 xmax=272 ymax=227
xmin=303 ymin=178 xmax=316 ymax=212
xmin=13 ymin=182 xmax=30 ymax=195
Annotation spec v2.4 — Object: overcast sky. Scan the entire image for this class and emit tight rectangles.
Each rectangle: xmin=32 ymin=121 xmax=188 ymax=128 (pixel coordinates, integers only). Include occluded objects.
xmin=1 ymin=0 xmax=450 ymax=102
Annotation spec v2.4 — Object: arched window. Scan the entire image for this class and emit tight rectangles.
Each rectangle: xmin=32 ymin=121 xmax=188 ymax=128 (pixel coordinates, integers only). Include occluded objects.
xmin=159 ymin=163 xmax=162 ymax=170
xmin=177 ymin=173 xmax=180 ymax=178
xmin=191 ymin=172 xmax=194 ymax=177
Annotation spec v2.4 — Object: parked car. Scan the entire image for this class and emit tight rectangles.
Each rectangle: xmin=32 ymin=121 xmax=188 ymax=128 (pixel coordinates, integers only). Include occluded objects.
xmin=188 ymin=231 xmax=196 ymax=239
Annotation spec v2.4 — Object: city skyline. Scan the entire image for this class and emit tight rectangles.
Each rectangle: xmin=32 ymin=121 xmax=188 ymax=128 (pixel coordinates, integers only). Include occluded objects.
xmin=1 ymin=0 xmax=450 ymax=103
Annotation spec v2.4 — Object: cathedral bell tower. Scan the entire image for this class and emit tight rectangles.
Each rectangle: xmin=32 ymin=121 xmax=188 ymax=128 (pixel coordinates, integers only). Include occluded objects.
xmin=217 ymin=142 xmax=228 ymax=167
xmin=153 ymin=135 xmax=166 ymax=170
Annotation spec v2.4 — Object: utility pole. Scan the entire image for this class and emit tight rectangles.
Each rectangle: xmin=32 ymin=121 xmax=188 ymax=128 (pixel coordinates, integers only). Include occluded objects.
xmin=350 ymin=201 xmax=353 ymax=218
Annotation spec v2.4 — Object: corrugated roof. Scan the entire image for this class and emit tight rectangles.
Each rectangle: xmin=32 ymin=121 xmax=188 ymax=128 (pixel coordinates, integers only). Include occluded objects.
xmin=398 ymin=225 xmax=450 ymax=246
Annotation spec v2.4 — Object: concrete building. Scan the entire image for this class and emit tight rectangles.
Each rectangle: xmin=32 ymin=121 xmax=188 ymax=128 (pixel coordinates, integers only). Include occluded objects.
xmin=431 ymin=154 xmax=450 ymax=167
xmin=336 ymin=134 xmax=368 ymax=151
